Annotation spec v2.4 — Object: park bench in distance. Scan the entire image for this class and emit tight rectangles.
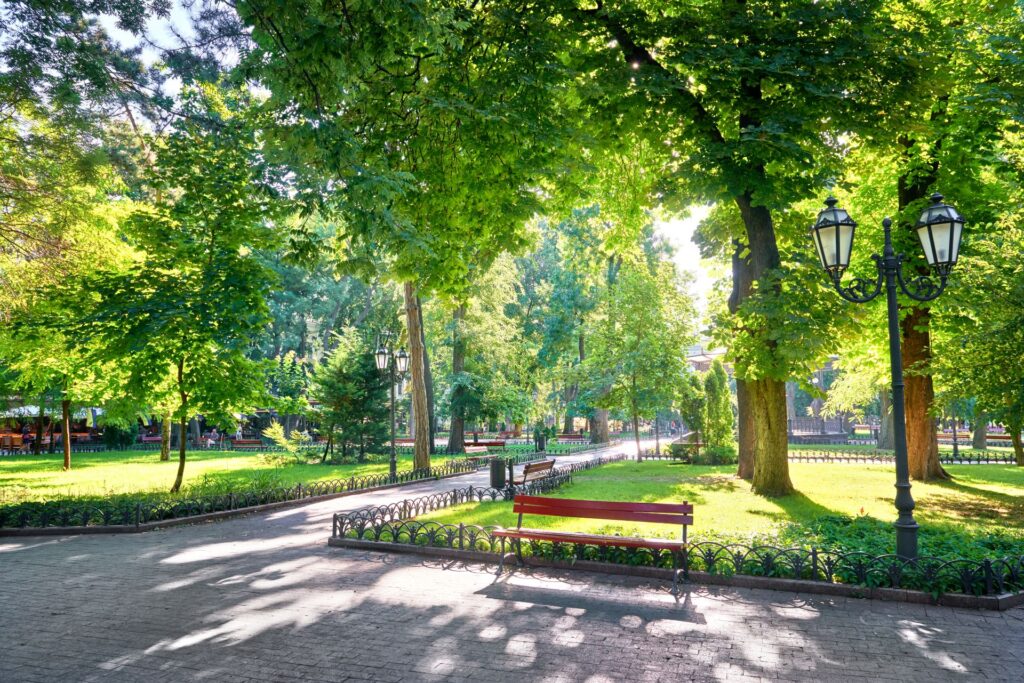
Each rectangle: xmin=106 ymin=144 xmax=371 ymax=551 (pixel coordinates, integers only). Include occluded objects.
xmin=494 ymin=495 xmax=694 ymax=594
xmin=463 ymin=445 xmax=496 ymax=468
xmin=557 ymin=433 xmax=586 ymax=442
xmin=231 ymin=439 xmax=264 ymax=451
xmin=512 ymin=459 xmax=555 ymax=485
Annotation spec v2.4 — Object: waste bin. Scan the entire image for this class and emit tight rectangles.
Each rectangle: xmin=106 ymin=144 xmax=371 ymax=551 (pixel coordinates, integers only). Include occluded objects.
xmin=489 ymin=458 xmax=506 ymax=489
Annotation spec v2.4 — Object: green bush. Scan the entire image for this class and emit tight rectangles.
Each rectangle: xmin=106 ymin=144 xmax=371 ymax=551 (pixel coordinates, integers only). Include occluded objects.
xmin=102 ymin=423 xmax=138 ymax=450
xmin=693 ymin=444 xmax=737 ymax=465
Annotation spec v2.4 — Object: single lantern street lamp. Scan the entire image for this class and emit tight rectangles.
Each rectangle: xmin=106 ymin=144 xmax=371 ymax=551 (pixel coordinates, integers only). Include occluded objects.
xmin=810 ymin=192 xmax=965 ymax=560
xmin=375 ymin=341 xmax=410 ymax=480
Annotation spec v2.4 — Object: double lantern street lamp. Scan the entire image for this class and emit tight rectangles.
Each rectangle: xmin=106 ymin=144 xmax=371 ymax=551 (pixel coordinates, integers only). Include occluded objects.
xmin=375 ymin=343 xmax=410 ymax=480
xmin=810 ymin=193 xmax=965 ymax=560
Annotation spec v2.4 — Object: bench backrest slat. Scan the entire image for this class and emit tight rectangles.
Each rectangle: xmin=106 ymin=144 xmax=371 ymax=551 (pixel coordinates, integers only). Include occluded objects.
xmin=512 ymin=495 xmax=693 ymax=526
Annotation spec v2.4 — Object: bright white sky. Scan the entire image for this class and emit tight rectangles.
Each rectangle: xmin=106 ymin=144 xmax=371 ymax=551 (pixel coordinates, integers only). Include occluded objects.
xmin=655 ymin=205 xmax=718 ymax=314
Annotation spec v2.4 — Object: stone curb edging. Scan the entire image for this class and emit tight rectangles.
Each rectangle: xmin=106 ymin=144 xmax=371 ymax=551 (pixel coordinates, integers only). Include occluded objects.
xmin=327 ymin=537 xmax=1024 ymax=612
xmin=0 ymin=468 xmax=478 ymax=538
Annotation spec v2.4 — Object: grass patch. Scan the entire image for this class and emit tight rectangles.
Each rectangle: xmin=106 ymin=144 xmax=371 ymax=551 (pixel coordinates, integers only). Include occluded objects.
xmin=420 ymin=461 xmax=1024 ymax=558
xmin=0 ymin=449 xmax=456 ymax=504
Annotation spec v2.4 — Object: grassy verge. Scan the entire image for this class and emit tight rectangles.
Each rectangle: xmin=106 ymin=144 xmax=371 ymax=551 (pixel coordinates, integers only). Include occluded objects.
xmin=0 ymin=449 xmax=457 ymax=504
xmin=419 ymin=460 xmax=1024 ymax=559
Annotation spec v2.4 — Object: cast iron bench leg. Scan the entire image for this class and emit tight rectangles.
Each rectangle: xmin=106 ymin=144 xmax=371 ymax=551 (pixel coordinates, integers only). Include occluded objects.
xmin=496 ymin=537 xmax=508 ymax=576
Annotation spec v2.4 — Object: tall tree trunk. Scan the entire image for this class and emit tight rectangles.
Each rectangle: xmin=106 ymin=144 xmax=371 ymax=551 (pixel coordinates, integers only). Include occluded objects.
xmin=447 ymin=305 xmax=466 ymax=454
xmin=160 ymin=415 xmax=171 ymax=461
xmin=417 ymin=295 xmax=436 ymax=454
xmin=971 ymin=408 xmax=988 ymax=450
xmin=736 ymin=380 xmax=755 ymax=479
xmin=33 ymin=399 xmax=44 ymax=455
xmin=591 ymin=410 xmax=609 ymax=443
xmin=171 ymin=360 xmax=188 ymax=493
xmin=897 ymin=137 xmax=948 ymax=481
xmin=750 ymin=377 xmax=793 ymax=496
xmin=654 ymin=417 xmax=660 ymax=455
xmin=405 ymin=283 xmax=431 ymax=469
xmin=562 ymin=385 xmax=576 ymax=433
xmin=729 ymin=237 xmax=757 ymax=481
xmin=1011 ymin=423 xmax=1023 ymax=466
xmin=900 ymin=306 xmax=949 ymax=480
xmin=878 ymin=390 xmax=895 ymax=450
xmin=61 ymin=398 xmax=71 ymax=471
xmin=734 ymin=193 xmax=792 ymax=496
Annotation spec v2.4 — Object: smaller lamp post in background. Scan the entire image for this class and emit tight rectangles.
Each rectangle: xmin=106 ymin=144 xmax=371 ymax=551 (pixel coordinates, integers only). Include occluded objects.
xmin=810 ymin=193 xmax=965 ymax=560
xmin=375 ymin=341 xmax=410 ymax=480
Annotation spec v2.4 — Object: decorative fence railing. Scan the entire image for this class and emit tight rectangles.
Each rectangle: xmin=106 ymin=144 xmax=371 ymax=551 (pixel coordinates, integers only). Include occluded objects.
xmin=333 ymin=453 xmax=627 ymax=535
xmin=0 ymin=459 xmax=480 ymax=530
xmin=787 ymin=449 xmax=1018 ymax=465
xmin=637 ymin=448 xmax=1017 ymax=465
xmin=543 ymin=439 xmax=622 ymax=455
xmin=332 ymin=469 xmax=1024 ymax=598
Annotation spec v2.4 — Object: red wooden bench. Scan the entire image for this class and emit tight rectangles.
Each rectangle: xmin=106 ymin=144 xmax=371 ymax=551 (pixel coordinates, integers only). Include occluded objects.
xmin=493 ymin=495 xmax=694 ymax=594
xmin=231 ymin=439 xmax=264 ymax=451
xmin=557 ymin=433 xmax=586 ymax=442
xmin=512 ymin=459 xmax=555 ymax=485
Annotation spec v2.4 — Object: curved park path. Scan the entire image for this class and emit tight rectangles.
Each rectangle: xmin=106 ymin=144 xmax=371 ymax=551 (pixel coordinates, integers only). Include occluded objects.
xmin=2 ymin=443 xmax=1022 ymax=683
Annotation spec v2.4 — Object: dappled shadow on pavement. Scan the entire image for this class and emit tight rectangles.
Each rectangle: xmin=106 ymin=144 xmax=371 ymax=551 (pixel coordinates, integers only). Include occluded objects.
xmin=0 ymin=441 xmax=1022 ymax=682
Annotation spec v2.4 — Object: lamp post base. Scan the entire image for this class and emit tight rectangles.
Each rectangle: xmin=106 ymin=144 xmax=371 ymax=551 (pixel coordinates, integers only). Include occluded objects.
xmin=895 ymin=519 xmax=920 ymax=560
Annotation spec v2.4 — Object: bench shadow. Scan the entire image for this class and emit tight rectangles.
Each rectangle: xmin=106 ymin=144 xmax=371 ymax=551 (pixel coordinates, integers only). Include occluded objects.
xmin=475 ymin=578 xmax=707 ymax=625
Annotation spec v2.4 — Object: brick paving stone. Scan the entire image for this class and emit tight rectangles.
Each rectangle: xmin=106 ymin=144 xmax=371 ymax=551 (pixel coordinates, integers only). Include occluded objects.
xmin=1 ymin=442 xmax=1022 ymax=682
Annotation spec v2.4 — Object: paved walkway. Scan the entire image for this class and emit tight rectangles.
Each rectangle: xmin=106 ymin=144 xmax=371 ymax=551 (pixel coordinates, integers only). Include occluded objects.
xmin=2 ymin=444 xmax=1023 ymax=682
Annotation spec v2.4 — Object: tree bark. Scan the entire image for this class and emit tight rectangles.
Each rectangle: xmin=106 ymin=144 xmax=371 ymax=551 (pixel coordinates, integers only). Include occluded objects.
xmin=405 ymin=283 xmax=431 ymax=469
xmin=971 ymin=408 xmax=988 ymax=450
xmin=417 ymin=295 xmax=436 ymax=454
xmin=562 ymin=384 xmax=576 ymax=433
xmin=1011 ymin=424 xmax=1023 ymax=466
xmin=591 ymin=409 xmax=609 ymax=444
xmin=447 ymin=305 xmax=466 ymax=454
xmin=878 ymin=390 xmax=895 ymax=450
xmin=34 ymin=399 xmax=44 ymax=455
xmin=736 ymin=380 xmax=755 ymax=479
xmin=61 ymin=398 xmax=71 ymax=471
xmin=900 ymin=306 xmax=949 ymax=480
xmin=171 ymin=359 xmax=188 ymax=493
xmin=160 ymin=415 xmax=171 ymax=461
xmin=750 ymin=377 xmax=793 ymax=496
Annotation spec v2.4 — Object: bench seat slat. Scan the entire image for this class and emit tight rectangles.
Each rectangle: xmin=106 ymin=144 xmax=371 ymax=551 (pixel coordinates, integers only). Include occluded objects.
xmin=493 ymin=527 xmax=685 ymax=550
xmin=512 ymin=504 xmax=692 ymax=526
xmin=514 ymin=495 xmax=692 ymax=514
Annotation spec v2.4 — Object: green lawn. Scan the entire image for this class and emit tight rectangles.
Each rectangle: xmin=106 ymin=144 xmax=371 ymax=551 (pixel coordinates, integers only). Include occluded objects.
xmin=0 ymin=449 xmax=456 ymax=503
xmin=420 ymin=461 xmax=1024 ymax=557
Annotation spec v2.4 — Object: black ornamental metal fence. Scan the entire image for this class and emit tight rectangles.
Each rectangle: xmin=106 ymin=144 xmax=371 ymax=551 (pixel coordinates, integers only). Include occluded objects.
xmin=639 ymin=448 xmax=1016 ymax=465
xmin=787 ymin=449 xmax=1017 ymax=465
xmin=332 ymin=455 xmax=1024 ymax=598
xmin=0 ymin=459 xmax=480 ymax=530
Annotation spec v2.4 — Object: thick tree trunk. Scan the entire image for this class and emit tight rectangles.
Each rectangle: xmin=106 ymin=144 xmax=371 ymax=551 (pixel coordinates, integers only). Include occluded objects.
xmin=1011 ymin=426 xmax=1023 ymax=466
xmin=562 ymin=385 xmax=576 ymax=433
xmin=878 ymin=390 xmax=895 ymax=450
xmin=750 ymin=377 xmax=793 ymax=496
xmin=447 ymin=305 xmax=466 ymax=454
xmin=591 ymin=409 xmax=609 ymax=444
xmin=61 ymin=398 xmax=71 ymax=471
xmin=729 ymin=237 xmax=758 ymax=481
xmin=405 ymin=283 xmax=431 ymax=469
xmin=971 ymin=409 xmax=987 ymax=450
xmin=417 ymin=295 xmax=436 ymax=454
xmin=736 ymin=380 xmax=755 ymax=480
xmin=900 ymin=306 xmax=949 ymax=480
xmin=160 ymin=415 xmax=171 ymax=461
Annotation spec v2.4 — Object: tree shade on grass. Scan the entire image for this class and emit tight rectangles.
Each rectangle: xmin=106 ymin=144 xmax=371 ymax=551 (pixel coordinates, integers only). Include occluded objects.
xmin=419 ymin=461 xmax=1024 ymax=556
xmin=0 ymin=449 xmax=455 ymax=503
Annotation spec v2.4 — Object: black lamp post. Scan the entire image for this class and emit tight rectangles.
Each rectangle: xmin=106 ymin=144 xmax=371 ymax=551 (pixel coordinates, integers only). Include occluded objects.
xmin=810 ymin=193 xmax=965 ymax=560
xmin=375 ymin=342 xmax=410 ymax=480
